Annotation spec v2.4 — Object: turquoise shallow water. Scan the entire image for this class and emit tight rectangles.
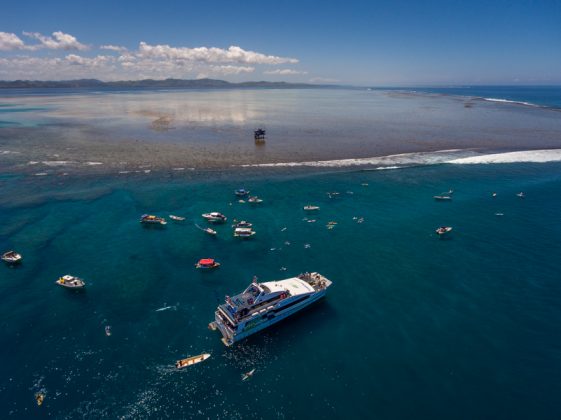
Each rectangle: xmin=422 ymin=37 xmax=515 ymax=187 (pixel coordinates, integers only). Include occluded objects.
xmin=1 ymin=163 xmax=561 ymax=418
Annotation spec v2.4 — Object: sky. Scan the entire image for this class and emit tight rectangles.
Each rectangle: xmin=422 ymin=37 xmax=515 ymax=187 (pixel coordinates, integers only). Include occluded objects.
xmin=0 ymin=0 xmax=560 ymax=85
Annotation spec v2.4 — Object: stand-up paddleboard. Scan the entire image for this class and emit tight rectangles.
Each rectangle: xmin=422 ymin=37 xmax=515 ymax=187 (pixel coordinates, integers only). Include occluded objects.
xmin=242 ymin=368 xmax=256 ymax=381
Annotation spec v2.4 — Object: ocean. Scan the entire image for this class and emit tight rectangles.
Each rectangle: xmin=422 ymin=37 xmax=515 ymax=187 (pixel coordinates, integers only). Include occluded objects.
xmin=1 ymin=161 xmax=561 ymax=418
xmin=384 ymin=85 xmax=561 ymax=109
xmin=1 ymin=86 xmax=561 ymax=418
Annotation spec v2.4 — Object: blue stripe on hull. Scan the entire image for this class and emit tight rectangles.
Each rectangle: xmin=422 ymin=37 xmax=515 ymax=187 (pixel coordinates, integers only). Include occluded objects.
xmin=226 ymin=290 xmax=326 ymax=344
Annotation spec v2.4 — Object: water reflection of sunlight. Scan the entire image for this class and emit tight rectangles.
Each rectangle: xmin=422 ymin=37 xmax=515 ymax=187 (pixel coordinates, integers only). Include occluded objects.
xmin=2 ymin=90 xmax=263 ymax=125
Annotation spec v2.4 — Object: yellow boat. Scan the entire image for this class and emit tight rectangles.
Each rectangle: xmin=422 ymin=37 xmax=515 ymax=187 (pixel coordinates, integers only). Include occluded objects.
xmin=175 ymin=353 xmax=210 ymax=369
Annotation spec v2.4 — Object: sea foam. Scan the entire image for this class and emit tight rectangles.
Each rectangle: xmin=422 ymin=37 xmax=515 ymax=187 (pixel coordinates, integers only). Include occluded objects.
xmin=239 ymin=148 xmax=561 ymax=169
xmin=448 ymin=149 xmax=561 ymax=164
xmin=239 ymin=149 xmax=475 ymax=169
xmin=481 ymin=97 xmax=538 ymax=108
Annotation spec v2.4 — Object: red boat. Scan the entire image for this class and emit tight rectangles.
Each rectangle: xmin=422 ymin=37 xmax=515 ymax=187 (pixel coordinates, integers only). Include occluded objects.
xmin=196 ymin=258 xmax=221 ymax=269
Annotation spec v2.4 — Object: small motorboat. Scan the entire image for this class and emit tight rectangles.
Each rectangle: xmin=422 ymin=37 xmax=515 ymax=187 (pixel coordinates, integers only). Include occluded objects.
xmin=140 ymin=214 xmax=167 ymax=225
xmin=196 ymin=224 xmax=217 ymax=235
xmin=56 ymin=275 xmax=86 ymax=289
xmin=516 ymin=192 xmax=525 ymax=198
xmin=105 ymin=325 xmax=112 ymax=336
xmin=233 ymin=220 xmax=253 ymax=228
xmin=169 ymin=215 xmax=186 ymax=221
xmin=1 ymin=250 xmax=22 ymax=264
xmin=492 ymin=192 xmax=497 ymax=197
xmin=241 ymin=368 xmax=256 ymax=381
xmin=35 ymin=392 xmax=45 ymax=406
xmin=433 ymin=195 xmax=452 ymax=201
xmin=435 ymin=226 xmax=453 ymax=236
xmin=247 ymin=196 xmax=263 ymax=204
xmin=235 ymin=188 xmax=250 ymax=197
xmin=175 ymin=353 xmax=210 ymax=369
xmin=202 ymin=212 xmax=227 ymax=223
xmin=196 ymin=259 xmax=221 ymax=269
xmin=234 ymin=227 xmax=256 ymax=238
xmin=303 ymin=205 xmax=320 ymax=211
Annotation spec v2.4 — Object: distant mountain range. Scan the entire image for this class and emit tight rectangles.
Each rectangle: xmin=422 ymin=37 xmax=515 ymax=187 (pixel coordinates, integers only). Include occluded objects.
xmin=0 ymin=78 xmax=329 ymax=89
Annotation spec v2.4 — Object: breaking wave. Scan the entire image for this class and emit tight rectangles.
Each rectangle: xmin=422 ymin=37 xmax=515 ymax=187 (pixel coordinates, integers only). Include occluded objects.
xmin=448 ymin=149 xmax=561 ymax=164
xmin=239 ymin=149 xmax=561 ymax=170
xmin=239 ymin=149 xmax=476 ymax=169
xmin=480 ymin=97 xmax=540 ymax=108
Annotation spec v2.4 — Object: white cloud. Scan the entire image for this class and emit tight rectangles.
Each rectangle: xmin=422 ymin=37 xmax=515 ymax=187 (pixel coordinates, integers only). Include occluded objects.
xmin=209 ymin=65 xmax=254 ymax=74
xmin=0 ymin=32 xmax=26 ymax=51
xmin=0 ymin=31 xmax=314 ymax=81
xmin=137 ymin=42 xmax=298 ymax=65
xmin=65 ymin=54 xmax=113 ymax=66
xmin=264 ymin=68 xmax=308 ymax=75
xmin=22 ymin=31 xmax=88 ymax=51
xmin=100 ymin=44 xmax=127 ymax=52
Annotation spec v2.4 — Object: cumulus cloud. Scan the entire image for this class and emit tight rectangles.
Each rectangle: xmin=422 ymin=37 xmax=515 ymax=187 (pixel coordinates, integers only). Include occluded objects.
xmin=264 ymin=68 xmax=308 ymax=75
xmin=0 ymin=31 xmax=313 ymax=80
xmin=22 ymin=31 xmax=88 ymax=50
xmin=65 ymin=54 xmax=113 ymax=66
xmin=210 ymin=65 xmax=254 ymax=74
xmin=137 ymin=42 xmax=297 ymax=65
xmin=100 ymin=44 xmax=127 ymax=52
xmin=0 ymin=32 xmax=26 ymax=51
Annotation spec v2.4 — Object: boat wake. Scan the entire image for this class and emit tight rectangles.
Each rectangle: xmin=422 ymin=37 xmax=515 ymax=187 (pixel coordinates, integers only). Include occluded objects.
xmin=155 ymin=304 xmax=178 ymax=312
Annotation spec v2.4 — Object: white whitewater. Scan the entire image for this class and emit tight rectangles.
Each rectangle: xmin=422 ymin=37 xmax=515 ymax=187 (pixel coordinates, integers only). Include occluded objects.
xmin=448 ymin=149 xmax=561 ymax=164
xmin=239 ymin=148 xmax=561 ymax=170
xmin=240 ymin=149 xmax=475 ymax=169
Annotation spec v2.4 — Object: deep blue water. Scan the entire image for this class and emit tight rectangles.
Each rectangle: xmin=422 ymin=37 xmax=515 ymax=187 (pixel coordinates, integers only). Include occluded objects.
xmin=1 ymin=163 xmax=561 ymax=418
xmin=393 ymin=85 xmax=561 ymax=109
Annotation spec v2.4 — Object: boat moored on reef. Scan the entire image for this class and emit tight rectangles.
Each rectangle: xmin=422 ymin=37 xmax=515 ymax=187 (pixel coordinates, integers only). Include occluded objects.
xmin=235 ymin=188 xmax=250 ymax=197
xmin=196 ymin=258 xmax=221 ymax=269
xmin=140 ymin=214 xmax=167 ymax=225
xmin=196 ymin=224 xmax=217 ymax=235
xmin=202 ymin=212 xmax=227 ymax=223
xmin=436 ymin=226 xmax=453 ymax=236
xmin=247 ymin=196 xmax=263 ymax=204
xmin=209 ymin=272 xmax=332 ymax=346
xmin=303 ymin=205 xmax=320 ymax=211
xmin=233 ymin=227 xmax=256 ymax=238
xmin=175 ymin=353 xmax=210 ymax=369
xmin=233 ymin=221 xmax=253 ymax=228
xmin=56 ymin=275 xmax=86 ymax=289
xmin=1 ymin=250 xmax=22 ymax=265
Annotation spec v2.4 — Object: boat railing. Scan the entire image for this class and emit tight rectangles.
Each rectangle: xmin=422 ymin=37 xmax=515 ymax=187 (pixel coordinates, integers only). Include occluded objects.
xmin=223 ymin=292 xmax=288 ymax=322
xmin=298 ymin=272 xmax=330 ymax=290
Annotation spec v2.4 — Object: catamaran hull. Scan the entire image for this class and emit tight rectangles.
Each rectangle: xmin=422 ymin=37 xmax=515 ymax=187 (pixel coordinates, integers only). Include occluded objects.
xmin=214 ymin=289 xmax=327 ymax=346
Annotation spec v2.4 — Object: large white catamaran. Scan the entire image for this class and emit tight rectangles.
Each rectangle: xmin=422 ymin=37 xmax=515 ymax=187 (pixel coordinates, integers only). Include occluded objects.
xmin=209 ymin=272 xmax=332 ymax=346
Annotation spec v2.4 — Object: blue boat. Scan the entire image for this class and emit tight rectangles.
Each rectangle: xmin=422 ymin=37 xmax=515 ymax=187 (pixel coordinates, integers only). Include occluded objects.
xmin=235 ymin=188 xmax=250 ymax=197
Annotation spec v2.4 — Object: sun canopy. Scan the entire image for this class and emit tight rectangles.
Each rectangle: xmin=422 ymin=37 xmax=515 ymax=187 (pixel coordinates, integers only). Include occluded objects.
xmin=199 ymin=259 xmax=215 ymax=265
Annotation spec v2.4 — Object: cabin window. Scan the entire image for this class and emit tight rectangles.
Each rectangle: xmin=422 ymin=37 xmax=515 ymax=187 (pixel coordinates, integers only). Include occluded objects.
xmin=276 ymin=295 xmax=310 ymax=311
